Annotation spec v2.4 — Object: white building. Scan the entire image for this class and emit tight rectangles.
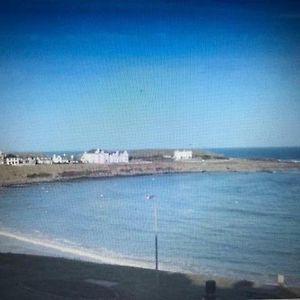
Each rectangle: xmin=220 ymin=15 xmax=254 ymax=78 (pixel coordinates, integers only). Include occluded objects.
xmin=52 ymin=154 xmax=63 ymax=164
xmin=5 ymin=154 xmax=21 ymax=166
xmin=0 ymin=152 xmax=4 ymax=165
xmin=173 ymin=150 xmax=193 ymax=161
xmin=36 ymin=156 xmax=52 ymax=165
xmin=22 ymin=157 xmax=37 ymax=165
xmin=81 ymin=149 xmax=129 ymax=164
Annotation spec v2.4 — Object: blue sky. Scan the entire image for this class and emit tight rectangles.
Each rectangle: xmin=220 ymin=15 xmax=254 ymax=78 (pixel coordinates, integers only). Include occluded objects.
xmin=0 ymin=0 xmax=300 ymax=151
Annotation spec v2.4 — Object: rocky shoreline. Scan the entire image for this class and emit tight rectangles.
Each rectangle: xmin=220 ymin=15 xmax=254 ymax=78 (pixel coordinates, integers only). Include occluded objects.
xmin=1 ymin=158 xmax=300 ymax=187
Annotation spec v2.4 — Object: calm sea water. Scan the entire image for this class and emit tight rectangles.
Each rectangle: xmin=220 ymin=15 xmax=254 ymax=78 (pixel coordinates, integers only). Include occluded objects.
xmin=210 ymin=147 xmax=300 ymax=160
xmin=0 ymin=171 xmax=300 ymax=284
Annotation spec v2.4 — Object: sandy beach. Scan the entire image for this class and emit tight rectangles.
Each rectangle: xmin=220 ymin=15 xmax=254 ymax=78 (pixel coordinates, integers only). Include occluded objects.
xmin=1 ymin=158 xmax=300 ymax=186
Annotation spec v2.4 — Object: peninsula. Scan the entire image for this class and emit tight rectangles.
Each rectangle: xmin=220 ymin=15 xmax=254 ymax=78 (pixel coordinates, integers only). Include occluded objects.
xmin=0 ymin=149 xmax=299 ymax=186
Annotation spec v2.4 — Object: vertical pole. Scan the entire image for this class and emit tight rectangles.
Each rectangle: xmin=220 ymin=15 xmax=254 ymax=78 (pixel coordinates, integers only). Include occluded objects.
xmin=154 ymin=203 xmax=158 ymax=270
xmin=153 ymin=201 xmax=159 ymax=300
xmin=155 ymin=234 xmax=158 ymax=270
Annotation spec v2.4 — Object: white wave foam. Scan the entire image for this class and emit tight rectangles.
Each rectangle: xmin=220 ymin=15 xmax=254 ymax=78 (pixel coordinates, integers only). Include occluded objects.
xmin=2 ymin=229 xmax=295 ymax=285
xmin=0 ymin=229 xmax=154 ymax=270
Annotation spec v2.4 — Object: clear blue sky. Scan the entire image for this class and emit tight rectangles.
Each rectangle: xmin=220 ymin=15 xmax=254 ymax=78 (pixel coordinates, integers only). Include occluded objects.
xmin=1 ymin=0 xmax=299 ymax=151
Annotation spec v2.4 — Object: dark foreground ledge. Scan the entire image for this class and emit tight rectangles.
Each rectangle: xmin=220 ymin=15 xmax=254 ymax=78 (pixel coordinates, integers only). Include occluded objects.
xmin=0 ymin=252 xmax=299 ymax=300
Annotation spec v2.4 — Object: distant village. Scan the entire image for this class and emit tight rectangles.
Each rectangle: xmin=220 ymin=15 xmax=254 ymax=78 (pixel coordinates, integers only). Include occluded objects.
xmin=0 ymin=149 xmax=193 ymax=166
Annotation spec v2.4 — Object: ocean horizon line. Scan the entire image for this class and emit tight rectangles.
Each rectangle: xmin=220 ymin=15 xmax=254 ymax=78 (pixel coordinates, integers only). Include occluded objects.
xmin=2 ymin=145 xmax=300 ymax=153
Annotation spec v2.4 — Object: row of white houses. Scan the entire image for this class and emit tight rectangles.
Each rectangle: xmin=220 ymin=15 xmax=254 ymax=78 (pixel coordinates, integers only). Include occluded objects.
xmin=0 ymin=149 xmax=193 ymax=166
xmin=0 ymin=152 xmax=76 ymax=166
xmin=0 ymin=150 xmax=129 ymax=166
xmin=81 ymin=149 xmax=129 ymax=164
xmin=1 ymin=154 xmax=36 ymax=166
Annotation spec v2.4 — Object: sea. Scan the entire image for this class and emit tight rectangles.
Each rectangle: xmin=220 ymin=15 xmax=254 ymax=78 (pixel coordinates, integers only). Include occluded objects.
xmin=210 ymin=146 xmax=300 ymax=161
xmin=0 ymin=147 xmax=300 ymax=285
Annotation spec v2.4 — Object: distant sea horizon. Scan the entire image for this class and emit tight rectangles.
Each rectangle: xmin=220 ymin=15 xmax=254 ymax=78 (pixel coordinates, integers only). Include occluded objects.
xmin=45 ymin=146 xmax=300 ymax=161
xmin=209 ymin=146 xmax=300 ymax=161
xmin=4 ymin=146 xmax=300 ymax=161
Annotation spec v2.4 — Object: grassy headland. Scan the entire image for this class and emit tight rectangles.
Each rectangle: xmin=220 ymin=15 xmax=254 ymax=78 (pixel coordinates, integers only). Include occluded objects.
xmin=0 ymin=149 xmax=299 ymax=186
xmin=0 ymin=159 xmax=299 ymax=186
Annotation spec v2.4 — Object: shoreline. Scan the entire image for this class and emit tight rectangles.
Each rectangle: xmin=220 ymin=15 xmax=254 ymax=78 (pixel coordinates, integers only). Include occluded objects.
xmin=0 ymin=252 xmax=299 ymax=300
xmin=1 ymin=158 xmax=300 ymax=187
xmin=0 ymin=229 xmax=157 ymax=272
xmin=1 ymin=228 xmax=300 ymax=289
xmin=0 ymin=229 xmax=278 ymax=285
xmin=1 ymin=159 xmax=300 ymax=187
